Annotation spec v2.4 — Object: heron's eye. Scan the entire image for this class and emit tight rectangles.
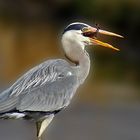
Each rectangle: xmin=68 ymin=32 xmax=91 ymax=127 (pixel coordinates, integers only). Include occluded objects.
xmin=81 ymin=27 xmax=89 ymax=32
xmin=82 ymin=27 xmax=98 ymax=38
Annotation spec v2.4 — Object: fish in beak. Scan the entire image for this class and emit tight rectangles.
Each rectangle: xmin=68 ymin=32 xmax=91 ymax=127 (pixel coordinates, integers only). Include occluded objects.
xmin=82 ymin=26 xmax=123 ymax=51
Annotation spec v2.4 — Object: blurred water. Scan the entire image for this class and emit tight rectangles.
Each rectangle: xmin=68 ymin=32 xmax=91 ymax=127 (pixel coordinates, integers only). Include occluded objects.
xmin=0 ymin=103 xmax=140 ymax=140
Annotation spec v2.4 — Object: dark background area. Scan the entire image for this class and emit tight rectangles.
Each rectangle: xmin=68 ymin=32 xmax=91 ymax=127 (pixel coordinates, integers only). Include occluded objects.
xmin=0 ymin=0 xmax=140 ymax=140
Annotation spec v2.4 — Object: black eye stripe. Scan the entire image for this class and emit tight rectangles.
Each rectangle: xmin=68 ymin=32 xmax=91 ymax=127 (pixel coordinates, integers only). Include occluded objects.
xmin=63 ymin=24 xmax=88 ymax=34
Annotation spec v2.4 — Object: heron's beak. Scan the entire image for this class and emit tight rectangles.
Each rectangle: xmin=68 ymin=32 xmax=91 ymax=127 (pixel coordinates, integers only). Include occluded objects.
xmin=83 ymin=27 xmax=123 ymax=51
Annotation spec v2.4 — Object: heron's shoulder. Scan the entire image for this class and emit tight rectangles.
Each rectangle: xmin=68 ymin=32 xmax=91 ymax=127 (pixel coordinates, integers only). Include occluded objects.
xmin=38 ymin=59 xmax=73 ymax=73
xmin=43 ymin=59 xmax=76 ymax=77
xmin=23 ymin=59 xmax=70 ymax=75
xmin=42 ymin=59 xmax=69 ymax=67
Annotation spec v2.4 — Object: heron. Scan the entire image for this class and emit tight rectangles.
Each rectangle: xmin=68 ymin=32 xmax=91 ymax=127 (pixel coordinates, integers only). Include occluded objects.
xmin=0 ymin=22 xmax=123 ymax=140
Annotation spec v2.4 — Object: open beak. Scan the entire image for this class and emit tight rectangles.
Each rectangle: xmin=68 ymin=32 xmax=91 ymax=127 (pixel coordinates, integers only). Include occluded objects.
xmin=83 ymin=27 xmax=123 ymax=51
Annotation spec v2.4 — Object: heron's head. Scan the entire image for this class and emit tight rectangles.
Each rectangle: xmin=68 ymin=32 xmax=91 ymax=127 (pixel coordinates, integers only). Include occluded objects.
xmin=62 ymin=22 xmax=123 ymax=52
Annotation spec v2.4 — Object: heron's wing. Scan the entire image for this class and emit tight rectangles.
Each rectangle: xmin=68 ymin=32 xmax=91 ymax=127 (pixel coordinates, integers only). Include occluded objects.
xmin=0 ymin=59 xmax=78 ymax=113
xmin=17 ymin=72 xmax=78 ymax=112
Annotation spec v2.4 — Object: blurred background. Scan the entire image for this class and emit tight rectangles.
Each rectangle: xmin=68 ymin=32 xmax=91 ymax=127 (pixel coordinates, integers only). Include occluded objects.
xmin=0 ymin=0 xmax=140 ymax=140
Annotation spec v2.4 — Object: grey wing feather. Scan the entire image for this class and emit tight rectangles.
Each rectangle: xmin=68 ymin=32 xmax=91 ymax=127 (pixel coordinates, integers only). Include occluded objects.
xmin=10 ymin=59 xmax=60 ymax=97
xmin=0 ymin=59 xmax=78 ymax=113
xmin=17 ymin=74 xmax=78 ymax=112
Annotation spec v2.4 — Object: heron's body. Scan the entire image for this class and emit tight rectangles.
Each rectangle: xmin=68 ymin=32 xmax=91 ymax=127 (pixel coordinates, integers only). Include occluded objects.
xmin=0 ymin=58 xmax=88 ymax=118
xmin=0 ymin=22 xmax=122 ymax=139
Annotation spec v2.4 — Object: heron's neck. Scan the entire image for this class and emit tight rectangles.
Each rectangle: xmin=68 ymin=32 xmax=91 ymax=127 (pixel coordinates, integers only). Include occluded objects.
xmin=77 ymin=50 xmax=90 ymax=84
xmin=64 ymin=43 xmax=90 ymax=84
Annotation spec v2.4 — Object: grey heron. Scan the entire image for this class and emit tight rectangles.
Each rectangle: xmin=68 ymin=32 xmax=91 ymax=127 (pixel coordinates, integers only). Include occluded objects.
xmin=0 ymin=22 xmax=123 ymax=140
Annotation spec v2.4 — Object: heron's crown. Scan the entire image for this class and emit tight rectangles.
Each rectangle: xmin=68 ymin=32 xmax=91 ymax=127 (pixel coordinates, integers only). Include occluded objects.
xmin=63 ymin=22 xmax=89 ymax=34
